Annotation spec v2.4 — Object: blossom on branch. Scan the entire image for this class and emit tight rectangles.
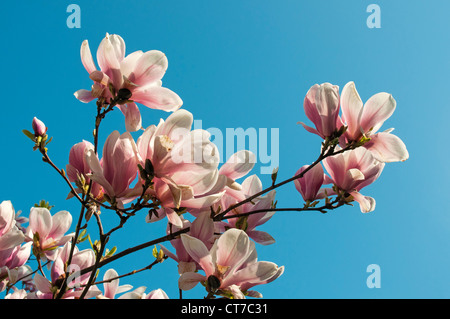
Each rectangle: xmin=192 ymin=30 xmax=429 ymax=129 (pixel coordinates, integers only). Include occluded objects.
xmin=178 ymin=228 xmax=284 ymax=299
xmin=299 ymin=83 xmax=343 ymax=139
xmin=25 ymin=207 xmax=74 ymax=261
xmin=66 ymin=140 xmax=103 ymax=200
xmin=294 ymin=164 xmax=326 ymax=203
xmin=138 ymin=109 xmax=223 ymax=227
xmin=85 ymin=131 xmax=140 ymax=208
xmin=74 ymin=33 xmax=183 ymax=131
xmin=322 ymin=147 xmax=385 ymax=213
xmin=339 ymin=81 xmax=409 ymax=162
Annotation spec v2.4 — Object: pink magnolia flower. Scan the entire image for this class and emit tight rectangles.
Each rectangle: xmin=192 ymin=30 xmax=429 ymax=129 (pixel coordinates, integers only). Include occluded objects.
xmin=98 ymin=268 xmax=170 ymax=299
xmin=33 ymin=243 xmax=99 ymax=299
xmin=216 ymin=174 xmax=277 ymax=246
xmin=85 ymin=130 xmax=140 ymax=208
xmin=0 ymin=200 xmax=25 ymax=251
xmin=179 ymin=228 xmax=284 ymax=298
xmin=74 ymin=33 xmax=183 ymax=131
xmin=66 ymin=140 xmax=103 ymax=200
xmin=0 ymin=243 xmax=32 ymax=292
xmin=137 ymin=109 xmax=222 ymax=227
xmin=294 ymin=164 xmax=326 ymax=202
xmin=339 ymin=81 xmax=409 ymax=162
xmin=299 ymin=83 xmax=343 ymax=139
xmin=25 ymin=207 xmax=74 ymax=260
xmin=97 ymin=268 xmax=133 ymax=299
xmin=322 ymin=147 xmax=385 ymax=213
xmin=160 ymin=211 xmax=216 ymax=274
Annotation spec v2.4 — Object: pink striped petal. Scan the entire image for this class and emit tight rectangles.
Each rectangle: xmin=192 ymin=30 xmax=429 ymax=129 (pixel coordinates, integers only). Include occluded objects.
xmin=80 ymin=40 xmax=96 ymax=74
xmin=132 ymin=85 xmax=183 ymax=112
xmin=180 ymin=234 xmax=214 ymax=276
xmin=360 ymin=92 xmax=396 ymax=134
xmin=364 ymin=132 xmax=409 ymax=163
xmin=340 ymin=81 xmax=363 ymax=140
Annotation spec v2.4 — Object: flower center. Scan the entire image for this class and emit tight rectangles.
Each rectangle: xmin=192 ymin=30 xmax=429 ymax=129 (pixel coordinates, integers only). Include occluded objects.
xmin=160 ymin=135 xmax=175 ymax=152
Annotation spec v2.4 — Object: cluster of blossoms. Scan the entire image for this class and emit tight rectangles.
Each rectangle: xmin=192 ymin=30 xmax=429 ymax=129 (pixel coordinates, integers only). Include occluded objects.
xmin=296 ymin=82 xmax=408 ymax=213
xmin=3 ymin=34 xmax=408 ymax=299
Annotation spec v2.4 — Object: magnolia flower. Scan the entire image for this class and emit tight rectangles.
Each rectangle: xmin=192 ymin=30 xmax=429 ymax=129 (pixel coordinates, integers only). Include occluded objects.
xmin=0 ymin=243 xmax=32 ymax=292
xmin=25 ymin=207 xmax=74 ymax=260
xmin=98 ymin=268 xmax=170 ymax=299
xmin=179 ymin=228 xmax=284 ymax=298
xmin=160 ymin=211 xmax=216 ymax=274
xmin=85 ymin=131 xmax=140 ymax=208
xmin=33 ymin=243 xmax=100 ymax=299
xmin=294 ymin=164 xmax=326 ymax=202
xmin=96 ymin=268 xmax=133 ymax=299
xmin=322 ymin=147 xmax=384 ymax=213
xmin=138 ymin=109 xmax=222 ymax=227
xmin=216 ymin=174 xmax=276 ymax=246
xmin=339 ymin=81 xmax=409 ymax=162
xmin=74 ymin=33 xmax=182 ymax=131
xmin=0 ymin=201 xmax=25 ymax=251
xmin=66 ymin=140 xmax=103 ymax=199
xmin=299 ymin=83 xmax=343 ymax=139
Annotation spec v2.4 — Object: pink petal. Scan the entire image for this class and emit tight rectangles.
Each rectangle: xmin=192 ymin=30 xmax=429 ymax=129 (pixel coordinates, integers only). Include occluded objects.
xmin=298 ymin=121 xmax=321 ymax=137
xmin=80 ymin=40 xmax=96 ymax=74
xmin=219 ymin=151 xmax=256 ymax=181
xmin=0 ymin=229 xmax=25 ymax=251
xmin=213 ymin=229 xmax=251 ymax=270
xmin=350 ymin=191 xmax=376 ymax=213
xmin=48 ymin=211 xmax=72 ymax=241
xmin=303 ymin=84 xmax=322 ymax=131
xmin=132 ymin=85 xmax=183 ymax=112
xmin=360 ymin=92 xmax=396 ymax=134
xmin=128 ymin=50 xmax=168 ymax=86
xmin=246 ymin=230 xmax=275 ymax=246
xmin=223 ymin=261 xmax=281 ymax=290
xmin=29 ymin=208 xmax=52 ymax=240
xmin=103 ymin=269 xmax=120 ymax=299
xmin=165 ymin=208 xmax=183 ymax=228
xmin=85 ymin=149 xmax=115 ymax=197
xmin=156 ymin=109 xmax=193 ymax=142
xmin=120 ymin=50 xmax=144 ymax=78
xmin=294 ymin=164 xmax=324 ymax=201
xmin=340 ymin=81 xmax=364 ymax=140
xmin=180 ymin=234 xmax=214 ymax=276
xmin=364 ymin=132 xmax=409 ymax=163
xmin=117 ymin=102 xmax=142 ymax=132
xmin=179 ymin=272 xmax=206 ymax=291
xmin=74 ymin=89 xmax=95 ymax=103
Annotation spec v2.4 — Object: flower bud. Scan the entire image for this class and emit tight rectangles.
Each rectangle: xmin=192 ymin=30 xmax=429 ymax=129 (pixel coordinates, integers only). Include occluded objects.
xmin=32 ymin=117 xmax=47 ymax=136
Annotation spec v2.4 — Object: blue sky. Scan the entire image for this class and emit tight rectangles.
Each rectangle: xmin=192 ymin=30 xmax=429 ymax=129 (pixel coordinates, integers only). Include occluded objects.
xmin=1 ymin=0 xmax=450 ymax=298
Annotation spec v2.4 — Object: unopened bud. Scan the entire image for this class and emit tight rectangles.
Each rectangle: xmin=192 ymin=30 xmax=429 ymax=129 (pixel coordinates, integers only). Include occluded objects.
xmin=32 ymin=117 xmax=47 ymax=136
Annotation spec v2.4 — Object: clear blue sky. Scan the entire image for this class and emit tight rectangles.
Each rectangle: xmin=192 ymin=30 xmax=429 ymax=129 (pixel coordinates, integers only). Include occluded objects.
xmin=1 ymin=0 xmax=450 ymax=298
